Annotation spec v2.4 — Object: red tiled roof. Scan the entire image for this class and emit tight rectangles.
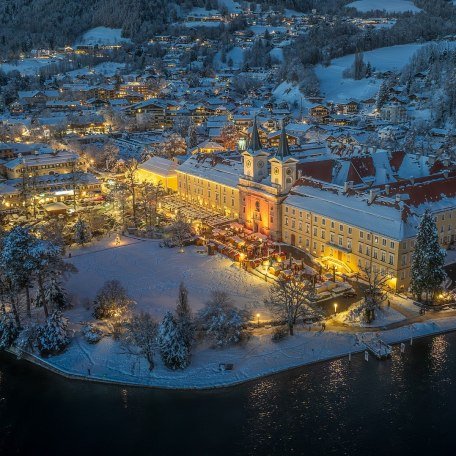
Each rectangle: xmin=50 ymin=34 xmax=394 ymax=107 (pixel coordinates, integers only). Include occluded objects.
xmin=347 ymin=156 xmax=375 ymax=184
xmin=297 ymin=160 xmax=334 ymax=183
xmin=389 ymin=150 xmax=405 ymax=172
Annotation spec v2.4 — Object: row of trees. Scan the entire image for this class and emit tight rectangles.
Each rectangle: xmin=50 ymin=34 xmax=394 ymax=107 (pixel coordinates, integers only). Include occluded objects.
xmin=0 ymin=226 xmax=76 ymax=356
xmin=92 ymin=280 xmax=251 ymax=370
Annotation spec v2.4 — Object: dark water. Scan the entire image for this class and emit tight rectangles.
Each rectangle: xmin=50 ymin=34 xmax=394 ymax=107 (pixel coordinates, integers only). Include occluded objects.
xmin=1 ymin=333 xmax=456 ymax=456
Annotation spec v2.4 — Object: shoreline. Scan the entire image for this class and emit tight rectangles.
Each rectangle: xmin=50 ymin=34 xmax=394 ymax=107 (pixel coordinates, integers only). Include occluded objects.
xmin=7 ymin=316 xmax=456 ymax=391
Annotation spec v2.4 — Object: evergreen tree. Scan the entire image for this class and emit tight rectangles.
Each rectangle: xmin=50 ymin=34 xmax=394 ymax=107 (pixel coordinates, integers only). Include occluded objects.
xmin=157 ymin=311 xmax=189 ymax=370
xmin=0 ymin=312 xmax=19 ymax=349
xmin=188 ymin=123 xmax=198 ymax=148
xmin=74 ymin=218 xmax=91 ymax=246
xmin=37 ymin=310 xmax=70 ymax=356
xmin=0 ymin=226 xmax=38 ymax=320
xmin=410 ymin=210 xmax=446 ymax=303
xmin=44 ymin=276 xmax=69 ymax=310
xmin=376 ymin=80 xmax=389 ymax=111
xmin=175 ymin=282 xmax=194 ymax=349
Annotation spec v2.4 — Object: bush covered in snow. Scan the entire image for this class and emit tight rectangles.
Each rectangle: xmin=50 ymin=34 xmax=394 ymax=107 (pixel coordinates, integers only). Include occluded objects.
xmin=15 ymin=323 xmax=41 ymax=354
xmin=37 ymin=310 xmax=70 ymax=356
xmin=198 ymin=290 xmax=251 ymax=348
xmin=158 ymin=311 xmax=189 ymax=370
xmin=93 ymin=280 xmax=134 ymax=320
xmin=271 ymin=326 xmax=288 ymax=343
xmin=0 ymin=312 xmax=19 ymax=349
xmin=82 ymin=323 xmax=104 ymax=344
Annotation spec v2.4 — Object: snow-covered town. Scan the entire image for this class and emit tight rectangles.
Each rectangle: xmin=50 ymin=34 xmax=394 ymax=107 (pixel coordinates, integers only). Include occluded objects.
xmin=1 ymin=0 xmax=456 ymax=454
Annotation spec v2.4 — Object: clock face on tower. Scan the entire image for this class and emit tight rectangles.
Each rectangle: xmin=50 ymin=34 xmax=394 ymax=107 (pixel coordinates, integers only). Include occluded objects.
xmin=274 ymin=167 xmax=279 ymax=175
xmin=246 ymin=160 xmax=252 ymax=168
xmin=258 ymin=160 xmax=264 ymax=168
xmin=286 ymin=168 xmax=292 ymax=175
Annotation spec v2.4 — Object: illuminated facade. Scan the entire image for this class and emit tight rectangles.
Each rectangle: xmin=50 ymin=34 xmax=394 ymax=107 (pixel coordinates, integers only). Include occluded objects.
xmin=175 ymin=119 xmax=456 ymax=291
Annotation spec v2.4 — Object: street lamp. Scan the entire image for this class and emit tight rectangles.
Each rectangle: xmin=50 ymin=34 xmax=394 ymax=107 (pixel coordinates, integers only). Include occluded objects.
xmin=334 ymin=302 xmax=338 ymax=315
xmin=256 ymin=313 xmax=260 ymax=327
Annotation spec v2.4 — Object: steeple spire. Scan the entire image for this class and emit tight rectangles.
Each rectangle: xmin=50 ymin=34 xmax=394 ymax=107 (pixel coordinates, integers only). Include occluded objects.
xmin=277 ymin=121 xmax=289 ymax=160
xmin=247 ymin=116 xmax=262 ymax=152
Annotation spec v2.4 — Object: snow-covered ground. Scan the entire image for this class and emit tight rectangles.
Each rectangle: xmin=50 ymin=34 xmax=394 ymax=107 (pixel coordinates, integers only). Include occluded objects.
xmin=74 ymin=27 xmax=132 ymax=46
xmin=249 ymin=25 xmax=287 ymax=35
xmin=32 ymin=316 xmax=456 ymax=389
xmin=272 ymin=82 xmax=314 ymax=114
xmin=316 ymin=43 xmax=432 ymax=103
xmin=0 ymin=58 xmax=62 ymax=76
xmin=213 ymin=46 xmax=245 ymax=69
xmin=333 ymin=301 xmax=406 ymax=327
xmin=65 ymin=62 xmax=126 ymax=78
xmin=346 ymin=0 xmax=421 ymax=13
xmin=66 ymin=237 xmax=271 ymax=320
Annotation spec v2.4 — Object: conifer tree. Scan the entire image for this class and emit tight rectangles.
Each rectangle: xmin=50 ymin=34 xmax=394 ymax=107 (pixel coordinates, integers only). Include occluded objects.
xmin=0 ymin=312 xmax=19 ymax=349
xmin=37 ymin=310 xmax=70 ymax=356
xmin=44 ymin=276 xmax=69 ymax=310
xmin=158 ymin=311 xmax=189 ymax=370
xmin=175 ymin=282 xmax=194 ymax=349
xmin=74 ymin=218 xmax=91 ymax=246
xmin=410 ymin=210 xmax=446 ymax=303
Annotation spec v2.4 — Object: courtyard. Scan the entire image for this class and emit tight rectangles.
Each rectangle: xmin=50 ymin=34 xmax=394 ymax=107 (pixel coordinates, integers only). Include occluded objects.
xmin=65 ymin=236 xmax=272 ymax=321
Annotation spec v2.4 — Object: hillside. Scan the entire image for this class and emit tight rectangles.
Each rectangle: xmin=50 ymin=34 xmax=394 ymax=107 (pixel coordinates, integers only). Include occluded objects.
xmin=0 ymin=0 xmax=182 ymax=57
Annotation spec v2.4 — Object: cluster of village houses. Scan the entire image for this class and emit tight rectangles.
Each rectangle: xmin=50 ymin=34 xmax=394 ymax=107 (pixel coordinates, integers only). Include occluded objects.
xmin=0 ymin=4 xmax=455 ymax=292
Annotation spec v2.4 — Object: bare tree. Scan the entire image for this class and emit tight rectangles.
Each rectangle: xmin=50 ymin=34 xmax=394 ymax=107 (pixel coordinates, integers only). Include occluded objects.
xmin=120 ymin=312 xmax=158 ymax=370
xmin=265 ymin=278 xmax=319 ymax=335
xmin=124 ymin=158 xmax=139 ymax=227
xmin=168 ymin=211 xmax=192 ymax=252
xmin=361 ymin=266 xmax=388 ymax=323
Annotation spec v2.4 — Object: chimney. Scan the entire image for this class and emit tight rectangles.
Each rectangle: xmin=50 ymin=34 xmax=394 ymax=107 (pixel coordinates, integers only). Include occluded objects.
xmin=395 ymin=193 xmax=401 ymax=203
xmin=369 ymin=189 xmax=378 ymax=204
xmin=444 ymin=170 xmax=449 ymax=179
xmin=385 ymin=184 xmax=390 ymax=195
xmin=344 ymin=181 xmax=353 ymax=193
xmin=443 ymin=155 xmax=450 ymax=167
xmin=410 ymin=176 xmax=415 ymax=185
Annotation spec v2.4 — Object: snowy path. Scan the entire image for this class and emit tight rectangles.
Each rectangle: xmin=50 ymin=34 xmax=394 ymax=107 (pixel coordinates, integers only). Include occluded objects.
xmin=24 ymin=314 xmax=456 ymax=390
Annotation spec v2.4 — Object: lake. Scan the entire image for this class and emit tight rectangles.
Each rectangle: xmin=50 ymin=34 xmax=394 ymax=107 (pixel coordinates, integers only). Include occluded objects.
xmin=1 ymin=332 xmax=455 ymax=455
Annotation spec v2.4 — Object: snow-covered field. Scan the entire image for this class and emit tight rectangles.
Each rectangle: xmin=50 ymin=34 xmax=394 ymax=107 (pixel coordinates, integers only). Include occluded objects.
xmin=23 ymin=237 xmax=456 ymax=389
xmin=316 ymin=43 xmax=431 ymax=103
xmin=346 ymin=0 xmax=421 ymax=13
xmin=0 ymin=58 xmax=62 ymax=76
xmin=65 ymin=62 xmax=126 ymax=78
xmin=214 ymin=46 xmax=245 ymax=69
xmin=33 ymin=316 xmax=456 ymax=389
xmin=74 ymin=27 xmax=131 ymax=46
xmin=66 ymin=237 xmax=270 ymax=320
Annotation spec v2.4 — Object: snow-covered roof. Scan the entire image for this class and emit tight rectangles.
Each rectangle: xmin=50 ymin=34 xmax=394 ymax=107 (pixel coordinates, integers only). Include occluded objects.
xmin=177 ymin=155 xmax=242 ymax=188
xmin=285 ymin=183 xmax=415 ymax=240
xmin=139 ymin=156 xmax=177 ymax=177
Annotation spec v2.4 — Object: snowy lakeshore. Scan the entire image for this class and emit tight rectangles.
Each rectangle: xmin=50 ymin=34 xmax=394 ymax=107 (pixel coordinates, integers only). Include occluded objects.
xmin=18 ymin=316 xmax=456 ymax=390
xmin=7 ymin=236 xmax=454 ymax=390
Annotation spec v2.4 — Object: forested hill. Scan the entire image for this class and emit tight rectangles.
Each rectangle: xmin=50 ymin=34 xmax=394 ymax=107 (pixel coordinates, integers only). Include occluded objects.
xmin=0 ymin=0 xmax=181 ymax=56
xmin=0 ymin=0 xmax=347 ymax=58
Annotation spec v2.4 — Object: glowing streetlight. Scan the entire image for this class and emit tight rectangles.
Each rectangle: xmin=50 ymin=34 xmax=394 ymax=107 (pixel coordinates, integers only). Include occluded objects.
xmin=334 ymin=302 xmax=338 ymax=315
xmin=256 ymin=313 xmax=260 ymax=327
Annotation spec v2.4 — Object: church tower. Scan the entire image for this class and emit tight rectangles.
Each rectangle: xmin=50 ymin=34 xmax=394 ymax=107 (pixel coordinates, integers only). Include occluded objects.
xmin=242 ymin=117 xmax=269 ymax=182
xmin=269 ymin=123 xmax=298 ymax=194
